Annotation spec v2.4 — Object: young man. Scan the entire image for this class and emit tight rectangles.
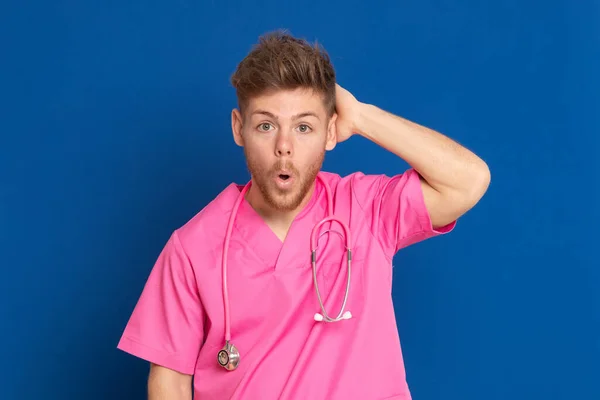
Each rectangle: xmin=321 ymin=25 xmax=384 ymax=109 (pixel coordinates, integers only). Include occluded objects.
xmin=117 ymin=31 xmax=490 ymax=399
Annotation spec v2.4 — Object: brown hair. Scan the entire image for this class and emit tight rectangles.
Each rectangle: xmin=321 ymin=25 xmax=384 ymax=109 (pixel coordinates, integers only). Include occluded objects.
xmin=231 ymin=30 xmax=336 ymax=117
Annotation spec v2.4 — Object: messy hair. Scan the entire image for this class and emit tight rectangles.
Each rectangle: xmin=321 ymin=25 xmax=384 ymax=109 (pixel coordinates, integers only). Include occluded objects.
xmin=231 ymin=30 xmax=336 ymax=117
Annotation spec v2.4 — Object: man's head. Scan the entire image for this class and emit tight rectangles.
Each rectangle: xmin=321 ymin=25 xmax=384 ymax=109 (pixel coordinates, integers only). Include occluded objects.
xmin=230 ymin=30 xmax=338 ymax=214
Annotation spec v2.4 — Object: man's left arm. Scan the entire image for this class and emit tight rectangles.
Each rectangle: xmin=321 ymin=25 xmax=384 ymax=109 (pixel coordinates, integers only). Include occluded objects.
xmin=336 ymin=85 xmax=491 ymax=228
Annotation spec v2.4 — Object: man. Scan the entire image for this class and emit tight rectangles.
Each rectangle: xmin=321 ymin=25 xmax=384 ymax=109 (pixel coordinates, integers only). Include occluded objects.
xmin=117 ymin=31 xmax=490 ymax=399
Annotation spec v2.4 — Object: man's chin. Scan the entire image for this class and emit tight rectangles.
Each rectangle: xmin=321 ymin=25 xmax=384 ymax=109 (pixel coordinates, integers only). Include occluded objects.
xmin=253 ymin=173 xmax=316 ymax=212
xmin=265 ymin=191 xmax=302 ymax=212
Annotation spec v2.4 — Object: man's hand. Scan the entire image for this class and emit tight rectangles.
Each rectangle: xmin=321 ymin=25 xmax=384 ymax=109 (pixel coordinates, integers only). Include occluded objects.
xmin=334 ymin=83 xmax=363 ymax=143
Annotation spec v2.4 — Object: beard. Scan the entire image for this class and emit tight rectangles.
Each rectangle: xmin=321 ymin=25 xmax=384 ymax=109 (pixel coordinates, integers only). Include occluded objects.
xmin=244 ymin=149 xmax=325 ymax=212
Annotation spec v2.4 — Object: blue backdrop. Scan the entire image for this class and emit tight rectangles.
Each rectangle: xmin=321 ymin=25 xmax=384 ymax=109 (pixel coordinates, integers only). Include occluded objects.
xmin=2 ymin=1 xmax=598 ymax=399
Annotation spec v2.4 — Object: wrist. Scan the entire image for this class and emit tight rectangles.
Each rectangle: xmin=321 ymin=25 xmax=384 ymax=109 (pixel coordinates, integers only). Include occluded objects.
xmin=353 ymin=102 xmax=379 ymax=139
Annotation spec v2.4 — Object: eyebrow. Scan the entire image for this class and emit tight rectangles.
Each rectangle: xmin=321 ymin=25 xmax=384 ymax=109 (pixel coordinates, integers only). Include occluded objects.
xmin=251 ymin=110 xmax=320 ymax=121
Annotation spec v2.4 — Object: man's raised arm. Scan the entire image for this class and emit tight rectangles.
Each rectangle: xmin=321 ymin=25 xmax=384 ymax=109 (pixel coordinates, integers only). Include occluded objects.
xmin=335 ymin=84 xmax=491 ymax=228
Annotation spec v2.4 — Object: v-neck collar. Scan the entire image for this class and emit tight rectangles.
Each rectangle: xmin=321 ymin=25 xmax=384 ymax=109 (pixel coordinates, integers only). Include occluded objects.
xmin=228 ymin=178 xmax=326 ymax=271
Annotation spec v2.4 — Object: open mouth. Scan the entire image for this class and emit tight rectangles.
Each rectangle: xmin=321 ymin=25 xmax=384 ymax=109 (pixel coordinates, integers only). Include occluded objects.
xmin=278 ymin=174 xmax=291 ymax=181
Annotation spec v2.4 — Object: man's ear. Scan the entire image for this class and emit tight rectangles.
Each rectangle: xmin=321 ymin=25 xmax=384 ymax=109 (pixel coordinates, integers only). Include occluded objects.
xmin=231 ymin=108 xmax=244 ymax=147
xmin=325 ymin=113 xmax=338 ymax=151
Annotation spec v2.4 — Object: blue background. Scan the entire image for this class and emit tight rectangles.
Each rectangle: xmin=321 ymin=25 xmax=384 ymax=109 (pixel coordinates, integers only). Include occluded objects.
xmin=1 ymin=0 xmax=598 ymax=399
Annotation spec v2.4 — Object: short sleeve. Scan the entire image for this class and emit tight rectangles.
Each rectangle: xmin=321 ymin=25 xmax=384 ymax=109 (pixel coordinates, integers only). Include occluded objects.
xmin=117 ymin=230 xmax=204 ymax=375
xmin=351 ymin=168 xmax=456 ymax=257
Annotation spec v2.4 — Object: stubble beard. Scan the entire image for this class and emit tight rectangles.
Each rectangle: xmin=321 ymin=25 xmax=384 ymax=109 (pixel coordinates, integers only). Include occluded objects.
xmin=244 ymin=149 xmax=325 ymax=213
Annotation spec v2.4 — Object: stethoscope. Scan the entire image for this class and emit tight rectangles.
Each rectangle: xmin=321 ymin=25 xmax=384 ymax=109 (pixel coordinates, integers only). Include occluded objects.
xmin=217 ymin=174 xmax=353 ymax=371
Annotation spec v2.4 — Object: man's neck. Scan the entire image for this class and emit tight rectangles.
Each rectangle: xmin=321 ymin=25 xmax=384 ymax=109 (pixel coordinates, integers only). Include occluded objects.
xmin=245 ymin=183 xmax=315 ymax=242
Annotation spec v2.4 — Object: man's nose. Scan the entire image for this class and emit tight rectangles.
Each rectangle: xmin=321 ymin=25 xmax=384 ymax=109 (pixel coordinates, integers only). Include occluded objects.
xmin=275 ymin=132 xmax=293 ymax=157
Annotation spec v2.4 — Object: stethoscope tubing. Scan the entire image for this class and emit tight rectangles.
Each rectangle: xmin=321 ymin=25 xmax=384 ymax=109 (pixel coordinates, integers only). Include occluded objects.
xmin=221 ymin=174 xmax=353 ymax=354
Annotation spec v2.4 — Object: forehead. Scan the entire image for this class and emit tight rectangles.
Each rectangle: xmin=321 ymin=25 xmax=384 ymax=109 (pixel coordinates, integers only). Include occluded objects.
xmin=245 ymin=88 xmax=327 ymax=120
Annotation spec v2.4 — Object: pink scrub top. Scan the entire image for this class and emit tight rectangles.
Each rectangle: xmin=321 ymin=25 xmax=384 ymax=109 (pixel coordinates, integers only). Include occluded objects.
xmin=117 ymin=168 xmax=455 ymax=399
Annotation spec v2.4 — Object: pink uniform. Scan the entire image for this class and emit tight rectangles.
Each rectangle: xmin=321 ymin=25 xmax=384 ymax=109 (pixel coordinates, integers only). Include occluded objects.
xmin=117 ymin=168 xmax=455 ymax=399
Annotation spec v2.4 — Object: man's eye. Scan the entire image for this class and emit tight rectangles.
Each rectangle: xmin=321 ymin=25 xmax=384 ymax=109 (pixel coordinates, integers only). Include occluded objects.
xmin=258 ymin=123 xmax=272 ymax=131
xmin=298 ymin=124 xmax=311 ymax=133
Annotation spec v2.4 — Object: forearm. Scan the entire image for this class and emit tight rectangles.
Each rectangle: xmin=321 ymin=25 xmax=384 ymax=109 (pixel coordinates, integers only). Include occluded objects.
xmin=147 ymin=364 xmax=192 ymax=400
xmin=355 ymin=103 xmax=490 ymax=199
xmin=148 ymin=380 xmax=192 ymax=400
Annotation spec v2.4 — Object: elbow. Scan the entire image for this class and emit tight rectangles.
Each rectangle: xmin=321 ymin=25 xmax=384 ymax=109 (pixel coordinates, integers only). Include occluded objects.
xmin=465 ymin=160 xmax=491 ymax=205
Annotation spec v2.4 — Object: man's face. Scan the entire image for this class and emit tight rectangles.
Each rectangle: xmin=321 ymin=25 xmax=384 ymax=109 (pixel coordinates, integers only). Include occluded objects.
xmin=232 ymin=88 xmax=337 ymax=212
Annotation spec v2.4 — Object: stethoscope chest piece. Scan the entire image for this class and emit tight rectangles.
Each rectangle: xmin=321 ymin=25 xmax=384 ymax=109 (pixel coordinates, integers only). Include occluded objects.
xmin=218 ymin=340 xmax=240 ymax=371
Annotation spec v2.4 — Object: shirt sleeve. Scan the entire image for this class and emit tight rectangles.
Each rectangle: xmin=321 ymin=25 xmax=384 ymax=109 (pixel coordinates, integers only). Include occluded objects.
xmin=351 ymin=168 xmax=456 ymax=258
xmin=117 ymin=230 xmax=204 ymax=375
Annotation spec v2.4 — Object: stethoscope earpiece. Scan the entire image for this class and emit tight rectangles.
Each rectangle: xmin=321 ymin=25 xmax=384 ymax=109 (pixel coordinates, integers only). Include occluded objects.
xmin=314 ymin=310 xmax=352 ymax=322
